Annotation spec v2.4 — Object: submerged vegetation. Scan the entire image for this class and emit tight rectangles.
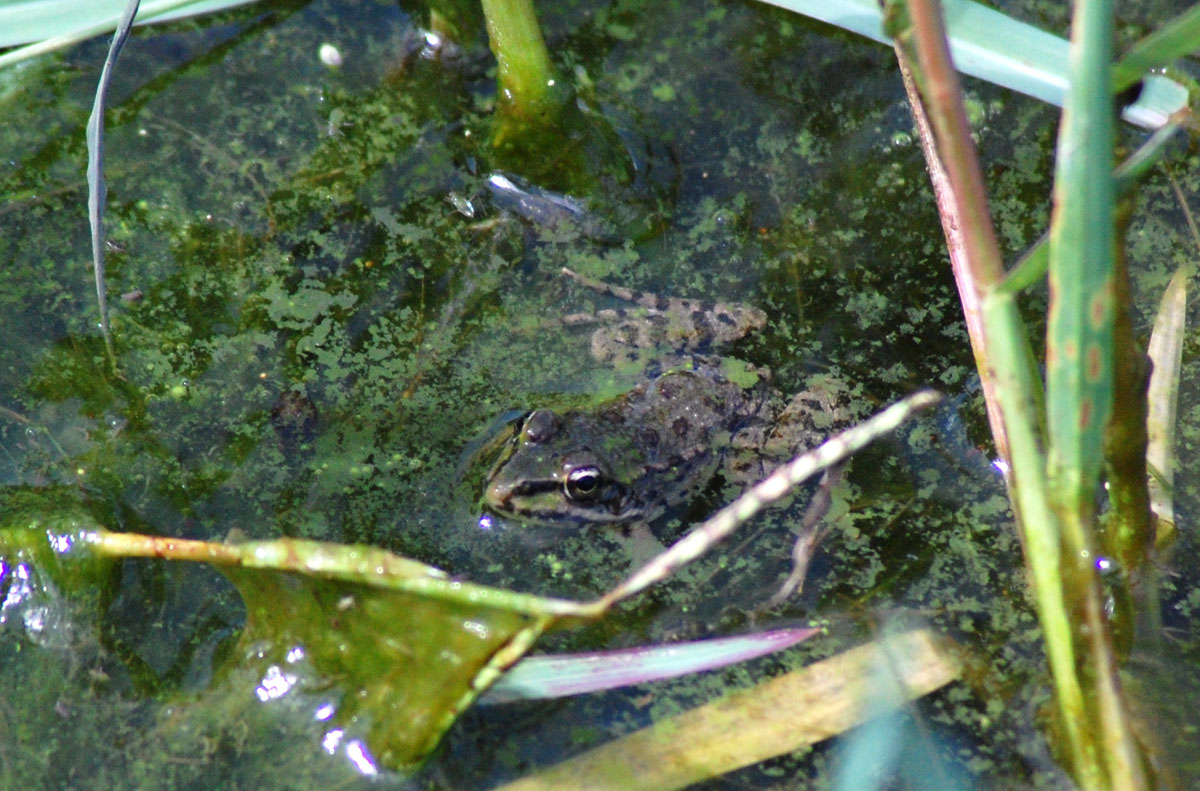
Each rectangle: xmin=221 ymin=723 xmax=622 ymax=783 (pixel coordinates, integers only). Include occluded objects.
xmin=2 ymin=0 xmax=1200 ymax=789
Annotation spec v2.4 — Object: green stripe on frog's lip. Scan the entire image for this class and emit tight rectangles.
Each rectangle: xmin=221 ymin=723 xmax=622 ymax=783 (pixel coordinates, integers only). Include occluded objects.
xmin=508 ymin=505 xmax=639 ymax=526
xmin=489 ymin=487 xmax=644 ymax=526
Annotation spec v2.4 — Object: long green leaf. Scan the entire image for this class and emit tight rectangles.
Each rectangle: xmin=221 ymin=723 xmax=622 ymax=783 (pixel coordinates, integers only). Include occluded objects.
xmin=1044 ymin=4 xmax=1149 ymax=789
xmin=756 ymin=0 xmax=1186 ymax=129
xmin=1045 ymin=1 xmax=1115 ymax=518
xmin=1146 ymin=264 xmax=1191 ymax=537
xmin=0 ymin=0 xmax=257 ymax=46
xmin=0 ymin=0 xmax=261 ymax=68
xmin=484 ymin=628 xmax=818 ymax=703
xmin=1113 ymin=2 xmax=1200 ymax=92
xmin=86 ymin=0 xmax=142 ymax=369
xmin=996 ymin=121 xmax=1182 ymax=296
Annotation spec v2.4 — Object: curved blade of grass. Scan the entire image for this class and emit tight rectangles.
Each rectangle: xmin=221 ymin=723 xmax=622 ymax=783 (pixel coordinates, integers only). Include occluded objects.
xmin=890 ymin=5 xmax=1027 ymax=467
xmin=484 ymin=628 xmax=819 ymax=703
xmin=0 ymin=0 xmax=260 ymax=69
xmin=489 ymin=629 xmax=961 ymax=791
xmin=756 ymin=0 xmax=1186 ymax=129
xmin=86 ymin=0 xmax=142 ymax=370
xmin=1 ymin=493 xmax=605 ymax=769
xmin=1113 ymin=3 xmax=1200 ymax=93
xmin=997 ymin=120 xmax=1182 ymax=296
xmin=1146 ymin=264 xmax=1191 ymax=539
xmin=0 ymin=0 xmax=257 ymax=46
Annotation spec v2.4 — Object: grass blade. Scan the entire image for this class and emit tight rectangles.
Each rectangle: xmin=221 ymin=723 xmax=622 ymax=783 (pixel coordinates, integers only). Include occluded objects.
xmin=1044 ymin=0 xmax=1115 ymax=525
xmin=484 ymin=628 xmax=819 ymax=703
xmin=1113 ymin=2 xmax=1200 ymax=92
xmin=756 ymin=0 xmax=1186 ymax=128
xmin=86 ymin=0 xmax=143 ymax=370
xmin=599 ymin=390 xmax=941 ymax=607
xmin=0 ymin=0 xmax=260 ymax=69
xmin=1146 ymin=264 xmax=1191 ymax=538
xmin=1043 ymin=3 xmax=1148 ymax=787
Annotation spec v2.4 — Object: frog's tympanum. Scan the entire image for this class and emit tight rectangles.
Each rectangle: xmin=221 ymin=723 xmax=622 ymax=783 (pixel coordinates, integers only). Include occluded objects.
xmin=483 ymin=268 xmax=844 ymax=530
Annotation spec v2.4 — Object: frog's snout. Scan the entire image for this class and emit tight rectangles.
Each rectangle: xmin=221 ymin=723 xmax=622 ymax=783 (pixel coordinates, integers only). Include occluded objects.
xmin=484 ymin=481 xmax=515 ymax=512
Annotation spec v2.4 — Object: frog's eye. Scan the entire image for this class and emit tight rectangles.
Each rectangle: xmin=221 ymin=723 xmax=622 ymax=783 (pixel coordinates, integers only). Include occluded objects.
xmin=564 ymin=466 xmax=604 ymax=501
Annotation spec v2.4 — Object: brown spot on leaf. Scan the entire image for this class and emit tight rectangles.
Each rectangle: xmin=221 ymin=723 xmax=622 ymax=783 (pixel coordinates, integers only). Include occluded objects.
xmin=1086 ymin=345 xmax=1104 ymax=382
xmin=1090 ymin=281 xmax=1112 ymax=328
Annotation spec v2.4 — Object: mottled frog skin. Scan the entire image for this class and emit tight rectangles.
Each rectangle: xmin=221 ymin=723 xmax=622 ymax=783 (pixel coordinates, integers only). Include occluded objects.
xmin=483 ymin=268 xmax=842 ymax=529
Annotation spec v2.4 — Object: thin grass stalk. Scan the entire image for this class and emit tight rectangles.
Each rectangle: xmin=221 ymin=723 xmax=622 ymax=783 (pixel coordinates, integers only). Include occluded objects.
xmin=1103 ymin=199 xmax=1153 ymax=595
xmin=1047 ymin=4 xmax=1149 ymax=785
xmin=894 ymin=55 xmax=1011 ymax=469
xmin=889 ymin=0 xmax=1042 ymax=469
xmin=1146 ymin=261 xmax=1191 ymax=540
xmin=86 ymin=0 xmax=142 ymax=372
xmin=479 ymin=0 xmax=561 ymax=138
xmin=1112 ymin=2 xmax=1200 ymax=92
xmin=599 ymin=391 xmax=940 ymax=607
xmin=995 ymin=121 xmax=1183 ymax=299
xmin=895 ymin=0 xmax=1105 ymax=782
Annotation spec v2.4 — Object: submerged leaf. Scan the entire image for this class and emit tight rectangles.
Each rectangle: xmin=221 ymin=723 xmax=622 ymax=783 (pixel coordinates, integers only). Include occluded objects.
xmin=79 ymin=531 xmax=598 ymax=768
xmin=1146 ymin=264 xmax=1190 ymax=540
xmin=223 ymin=564 xmax=546 ymax=767
xmin=484 ymin=627 xmax=818 ymax=703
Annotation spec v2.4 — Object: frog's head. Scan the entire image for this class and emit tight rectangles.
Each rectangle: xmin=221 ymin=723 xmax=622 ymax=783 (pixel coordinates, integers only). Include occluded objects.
xmin=483 ymin=409 xmax=647 ymax=527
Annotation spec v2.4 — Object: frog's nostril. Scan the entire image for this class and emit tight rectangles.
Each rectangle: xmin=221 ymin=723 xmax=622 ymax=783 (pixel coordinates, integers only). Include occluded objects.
xmin=486 ymin=482 xmax=513 ymax=510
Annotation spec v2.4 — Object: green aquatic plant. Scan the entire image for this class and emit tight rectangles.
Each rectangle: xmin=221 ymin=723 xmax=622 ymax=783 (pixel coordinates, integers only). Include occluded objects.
xmin=0 ymin=0 xmax=260 ymax=67
xmin=881 ymin=0 xmax=1198 ymax=788
xmin=478 ymin=0 xmax=632 ymax=192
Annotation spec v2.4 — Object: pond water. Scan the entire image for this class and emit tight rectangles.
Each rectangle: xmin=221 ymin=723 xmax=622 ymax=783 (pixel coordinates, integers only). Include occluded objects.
xmin=2 ymin=0 xmax=1200 ymax=788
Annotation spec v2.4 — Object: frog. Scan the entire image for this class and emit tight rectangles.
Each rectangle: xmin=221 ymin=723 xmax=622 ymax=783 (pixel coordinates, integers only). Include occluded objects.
xmin=482 ymin=267 xmax=848 ymax=532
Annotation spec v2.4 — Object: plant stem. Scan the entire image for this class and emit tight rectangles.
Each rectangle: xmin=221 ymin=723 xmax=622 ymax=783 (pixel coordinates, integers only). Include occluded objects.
xmin=480 ymin=0 xmax=564 ymax=132
xmin=894 ymin=0 xmax=1148 ymax=785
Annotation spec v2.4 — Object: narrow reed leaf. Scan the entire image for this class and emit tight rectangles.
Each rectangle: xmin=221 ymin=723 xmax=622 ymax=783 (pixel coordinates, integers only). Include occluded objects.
xmin=86 ymin=0 xmax=142 ymax=369
xmin=1146 ymin=264 xmax=1191 ymax=538
xmin=1114 ymin=122 xmax=1184 ymax=191
xmin=0 ymin=0 xmax=260 ymax=68
xmin=996 ymin=231 xmax=1049 ymax=294
xmin=1112 ymin=3 xmax=1200 ymax=92
xmin=75 ymin=530 xmax=601 ymax=768
xmin=997 ymin=121 xmax=1181 ymax=296
xmin=756 ymin=0 xmax=1185 ymax=128
xmin=600 ymin=390 xmax=941 ymax=607
xmin=484 ymin=628 xmax=819 ymax=703
xmin=1044 ymin=0 xmax=1115 ymax=518
xmin=1044 ymin=5 xmax=1151 ymax=787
